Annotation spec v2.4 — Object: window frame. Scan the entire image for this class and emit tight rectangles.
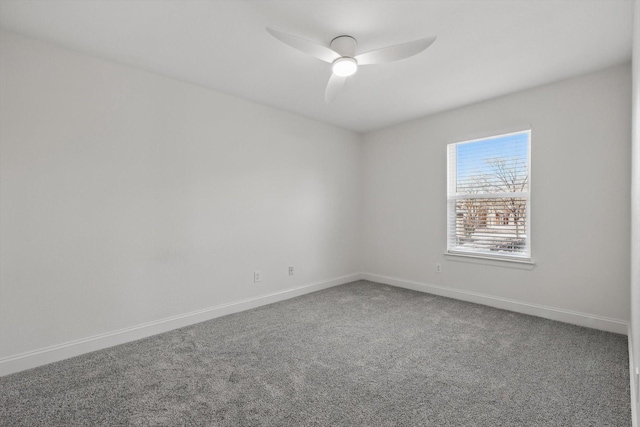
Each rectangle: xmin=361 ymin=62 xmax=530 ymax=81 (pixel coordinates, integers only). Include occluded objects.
xmin=446 ymin=129 xmax=532 ymax=262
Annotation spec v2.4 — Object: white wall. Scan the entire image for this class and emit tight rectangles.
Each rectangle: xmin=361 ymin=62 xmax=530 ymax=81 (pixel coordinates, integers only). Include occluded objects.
xmin=630 ymin=0 xmax=640 ymax=423
xmin=0 ymin=32 xmax=362 ymax=362
xmin=362 ymin=64 xmax=632 ymax=328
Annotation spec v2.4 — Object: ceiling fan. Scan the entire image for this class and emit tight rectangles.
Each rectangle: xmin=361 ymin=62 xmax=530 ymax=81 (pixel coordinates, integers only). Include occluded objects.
xmin=266 ymin=28 xmax=436 ymax=103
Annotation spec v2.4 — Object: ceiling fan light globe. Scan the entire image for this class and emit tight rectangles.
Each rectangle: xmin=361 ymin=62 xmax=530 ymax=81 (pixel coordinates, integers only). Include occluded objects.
xmin=332 ymin=57 xmax=358 ymax=77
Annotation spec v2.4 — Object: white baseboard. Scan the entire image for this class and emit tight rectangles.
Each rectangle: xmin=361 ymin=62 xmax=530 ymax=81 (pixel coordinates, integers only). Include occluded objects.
xmin=2 ymin=272 xmax=628 ymax=378
xmin=0 ymin=273 xmax=363 ymax=377
xmin=362 ymin=273 xmax=629 ymax=335
xmin=630 ymin=326 xmax=638 ymax=427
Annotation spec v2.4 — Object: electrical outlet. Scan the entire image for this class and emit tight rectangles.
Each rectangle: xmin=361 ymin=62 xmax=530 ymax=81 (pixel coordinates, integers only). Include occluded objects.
xmin=254 ymin=271 xmax=261 ymax=282
xmin=435 ymin=263 xmax=442 ymax=274
xmin=288 ymin=266 xmax=294 ymax=276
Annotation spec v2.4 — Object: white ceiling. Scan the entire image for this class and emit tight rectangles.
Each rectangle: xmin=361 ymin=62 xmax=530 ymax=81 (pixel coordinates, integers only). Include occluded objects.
xmin=0 ymin=0 xmax=633 ymax=133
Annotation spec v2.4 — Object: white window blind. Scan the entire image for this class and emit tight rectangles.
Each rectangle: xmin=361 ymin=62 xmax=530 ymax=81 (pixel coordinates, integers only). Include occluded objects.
xmin=447 ymin=130 xmax=531 ymax=260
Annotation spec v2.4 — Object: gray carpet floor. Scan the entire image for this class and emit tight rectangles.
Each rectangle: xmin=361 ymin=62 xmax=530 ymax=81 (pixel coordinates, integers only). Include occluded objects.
xmin=0 ymin=280 xmax=631 ymax=426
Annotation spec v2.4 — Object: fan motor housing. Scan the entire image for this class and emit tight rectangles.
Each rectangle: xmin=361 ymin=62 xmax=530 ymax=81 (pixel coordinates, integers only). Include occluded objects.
xmin=330 ymin=35 xmax=357 ymax=58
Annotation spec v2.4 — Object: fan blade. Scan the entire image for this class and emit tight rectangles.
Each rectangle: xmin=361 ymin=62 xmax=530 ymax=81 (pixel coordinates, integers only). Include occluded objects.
xmin=267 ymin=28 xmax=340 ymax=64
xmin=354 ymin=36 xmax=436 ymax=65
xmin=325 ymin=73 xmax=347 ymax=103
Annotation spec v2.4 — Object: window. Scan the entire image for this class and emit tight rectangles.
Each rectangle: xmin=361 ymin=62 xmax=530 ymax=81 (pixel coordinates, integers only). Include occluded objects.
xmin=447 ymin=130 xmax=531 ymax=260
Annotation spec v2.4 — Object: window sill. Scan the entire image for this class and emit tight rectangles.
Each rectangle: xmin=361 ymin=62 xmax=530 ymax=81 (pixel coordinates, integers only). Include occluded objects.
xmin=443 ymin=252 xmax=536 ymax=270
